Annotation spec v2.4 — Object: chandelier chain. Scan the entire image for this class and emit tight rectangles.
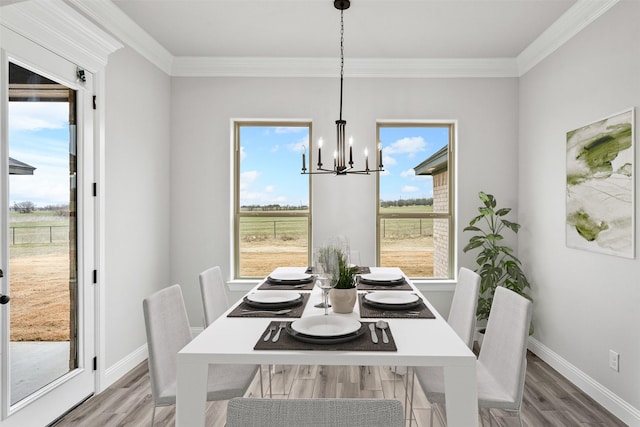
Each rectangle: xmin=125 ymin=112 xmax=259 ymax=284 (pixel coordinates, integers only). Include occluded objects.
xmin=339 ymin=9 xmax=345 ymax=120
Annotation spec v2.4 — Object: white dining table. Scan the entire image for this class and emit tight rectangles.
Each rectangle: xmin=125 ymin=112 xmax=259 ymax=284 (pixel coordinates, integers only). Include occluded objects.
xmin=176 ymin=267 xmax=478 ymax=426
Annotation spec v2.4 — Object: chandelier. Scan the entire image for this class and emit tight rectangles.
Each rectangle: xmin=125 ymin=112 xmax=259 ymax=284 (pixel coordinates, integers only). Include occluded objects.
xmin=301 ymin=0 xmax=384 ymax=175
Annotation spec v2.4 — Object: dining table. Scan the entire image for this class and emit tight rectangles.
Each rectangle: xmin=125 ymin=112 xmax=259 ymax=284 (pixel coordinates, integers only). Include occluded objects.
xmin=176 ymin=266 xmax=478 ymax=426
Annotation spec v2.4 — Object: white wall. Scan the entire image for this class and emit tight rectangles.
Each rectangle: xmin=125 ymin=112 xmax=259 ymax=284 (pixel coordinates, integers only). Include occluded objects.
xmin=170 ymin=76 xmax=519 ymax=326
xmin=519 ymin=1 xmax=640 ymax=422
xmin=104 ymin=46 xmax=171 ymax=368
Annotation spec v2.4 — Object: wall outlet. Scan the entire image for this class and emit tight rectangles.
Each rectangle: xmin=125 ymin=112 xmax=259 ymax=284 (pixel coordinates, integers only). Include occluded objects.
xmin=609 ymin=350 xmax=620 ymax=372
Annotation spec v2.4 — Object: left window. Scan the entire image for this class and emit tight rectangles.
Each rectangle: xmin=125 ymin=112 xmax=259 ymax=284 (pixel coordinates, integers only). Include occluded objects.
xmin=234 ymin=122 xmax=311 ymax=279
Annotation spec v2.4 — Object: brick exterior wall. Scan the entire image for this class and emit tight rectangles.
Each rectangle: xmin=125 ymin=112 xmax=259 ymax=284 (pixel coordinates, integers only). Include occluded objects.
xmin=432 ymin=171 xmax=449 ymax=277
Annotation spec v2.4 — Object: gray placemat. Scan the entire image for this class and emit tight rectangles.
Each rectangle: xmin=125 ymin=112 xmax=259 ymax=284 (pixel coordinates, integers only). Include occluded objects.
xmin=227 ymin=293 xmax=310 ymax=318
xmin=356 ymin=277 xmax=412 ymax=291
xmin=358 ymin=294 xmax=435 ymax=319
xmin=258 ymin=279 xmax=315 ymax=291
xmin=253 ymin=321 xmax=397 ymax=351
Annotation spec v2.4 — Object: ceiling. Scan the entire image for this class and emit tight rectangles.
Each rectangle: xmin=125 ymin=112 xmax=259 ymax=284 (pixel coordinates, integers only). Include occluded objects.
xmin=111 ymin=0 xmax=577 ymax=60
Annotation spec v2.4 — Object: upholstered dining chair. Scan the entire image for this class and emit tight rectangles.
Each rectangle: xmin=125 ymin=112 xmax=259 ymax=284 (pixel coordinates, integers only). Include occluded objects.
xmin=225 ymin=398 xmax=405 ymax=427
xmin=448 ymin=267 xmax=481 ymax=349
xmin=142 ymin=284 xmax=259 ymax=426
xmin=199 ymin=266 xmax=230 ymax=327
xmin=414 ymin=286 xmax=533 ymax=426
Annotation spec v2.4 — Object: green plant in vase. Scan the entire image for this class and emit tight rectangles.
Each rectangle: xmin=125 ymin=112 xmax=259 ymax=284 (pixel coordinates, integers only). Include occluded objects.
xmin=464 ymin=191 xmax=533 ymax=333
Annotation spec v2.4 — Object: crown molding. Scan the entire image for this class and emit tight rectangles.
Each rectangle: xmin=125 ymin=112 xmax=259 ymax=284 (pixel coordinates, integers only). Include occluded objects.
xmin=517 ymin=0 xmax=620 ymax=76
xmin=0 ymin=0 xmax=122 ymax=72
xmin=58 ymin=0 xmax=618 ymax=78
xmin=67 ymin=0 xmax=173 ymax=75
xmin=172 ymin=57 xmax=519 ymax=78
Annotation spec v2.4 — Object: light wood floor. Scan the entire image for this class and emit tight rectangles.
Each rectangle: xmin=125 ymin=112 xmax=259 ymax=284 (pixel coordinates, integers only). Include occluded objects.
xmin=53 ymin=351 xmax=626 ymax=427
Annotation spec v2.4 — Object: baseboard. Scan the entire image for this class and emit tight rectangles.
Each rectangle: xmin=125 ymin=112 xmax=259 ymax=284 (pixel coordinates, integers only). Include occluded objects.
xmin=102 ymin=344 xmax=148 ymax=390
xmin=528 ymin=337 xmax=640 ymax=426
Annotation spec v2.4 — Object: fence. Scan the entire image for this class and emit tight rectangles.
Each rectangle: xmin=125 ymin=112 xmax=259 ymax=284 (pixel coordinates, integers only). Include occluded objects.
xmin=9 ymin=225 xmax=69 ymax=245
xmin=380 ymin=218 xmax=433 ymax=238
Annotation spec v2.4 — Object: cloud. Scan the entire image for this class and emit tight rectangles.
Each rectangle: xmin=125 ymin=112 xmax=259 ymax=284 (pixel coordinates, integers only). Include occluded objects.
xmin=275 ymin=127 xmax=306 ymax=134
xmin=400 ymin=168 xmax=416 ymax=178
xmin=385 ymin=137 xmax=426 ymax=159
xmin=240 ymin=145 xmax=247 ymax=161
xmin=287 ymin=136 xmax=308 ymax=153
xmin=9 ymin=102 xmax=68 ymax=131
xmin=240 ymin=170 xmax=260 ymax=190
xmin=382 ymin=154 xmax=397 ymax=166
xmin=265 ymin=185 xmax=274 ymax=193
xmin=270 ymin=144 xmax=280 ymax=153
xmin=402 ymin=185 xmax=420 ymax=193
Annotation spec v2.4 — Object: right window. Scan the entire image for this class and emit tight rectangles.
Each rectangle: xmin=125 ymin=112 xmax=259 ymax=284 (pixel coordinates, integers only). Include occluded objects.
xmin=377 ymin=123 xmax=455 ymax=279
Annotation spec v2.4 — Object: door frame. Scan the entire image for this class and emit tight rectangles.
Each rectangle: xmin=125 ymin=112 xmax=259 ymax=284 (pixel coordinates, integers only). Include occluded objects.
xmin=0 ymin=2 xmax=121 ymax=424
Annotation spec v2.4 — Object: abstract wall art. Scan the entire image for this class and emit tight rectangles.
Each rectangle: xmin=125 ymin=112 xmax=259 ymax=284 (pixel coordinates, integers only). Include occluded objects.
xmin=566 ymin=108 xmax=635 ymax=258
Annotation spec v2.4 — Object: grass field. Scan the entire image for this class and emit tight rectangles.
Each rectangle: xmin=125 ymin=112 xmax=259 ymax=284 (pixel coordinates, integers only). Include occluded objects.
xmin=10 ymin=206 xmax=439 ymax=341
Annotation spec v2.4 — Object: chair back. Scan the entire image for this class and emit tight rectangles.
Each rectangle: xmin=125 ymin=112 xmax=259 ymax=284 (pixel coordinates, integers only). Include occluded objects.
xmin=478 ymin=286 xmax=533 ymax=410
xmin=448 ymin=267 xmax=480 ymax=348
xmin=226 ymin=398 xmax=404 ymax=427
xmin=142 ymin=284 xmax=192 ymax=405
xmin=199 ymin=266 xmax=229 ymax=327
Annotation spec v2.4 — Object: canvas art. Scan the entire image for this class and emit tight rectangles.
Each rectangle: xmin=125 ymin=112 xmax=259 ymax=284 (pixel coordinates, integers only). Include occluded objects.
xmin=566 ymin=108 xmax=635 ymax=258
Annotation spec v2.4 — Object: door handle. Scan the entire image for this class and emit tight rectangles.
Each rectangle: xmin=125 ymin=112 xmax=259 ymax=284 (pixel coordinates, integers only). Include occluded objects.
xmin=0 ymin=295 xmax=9 ymax=304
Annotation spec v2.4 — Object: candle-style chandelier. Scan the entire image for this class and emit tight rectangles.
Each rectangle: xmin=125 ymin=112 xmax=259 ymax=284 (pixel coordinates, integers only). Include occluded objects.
xmin=301 ymin=0 xmax=384 ymax=176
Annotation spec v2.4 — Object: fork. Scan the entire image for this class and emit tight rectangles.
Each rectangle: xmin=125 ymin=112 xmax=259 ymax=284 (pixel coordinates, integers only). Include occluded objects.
xmin=272 ymin=322 xmax=287 ymax=342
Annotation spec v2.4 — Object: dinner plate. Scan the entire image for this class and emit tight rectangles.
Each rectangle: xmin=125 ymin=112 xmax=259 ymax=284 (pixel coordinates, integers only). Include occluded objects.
xmin=267 ymin=272 xmax=314 ymax=284
xmin=360 ymin=272 xmax=403 ymax=282
xmin=286 ymin=323 xmax=367 ymax=344
xmin=290 ymin=315 xmax=361 ymax=337
xmin=243 ymin=291 xmax=303 ymax=309
xmin=364 ymin=291 xmax=419 ymax=305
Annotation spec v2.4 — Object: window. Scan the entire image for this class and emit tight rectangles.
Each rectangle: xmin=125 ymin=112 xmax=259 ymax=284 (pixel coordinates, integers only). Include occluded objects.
xmin=234 ymin=122 xmax=311 ymax=278
xmin=377 ymin=122 xmax=454 ymax=279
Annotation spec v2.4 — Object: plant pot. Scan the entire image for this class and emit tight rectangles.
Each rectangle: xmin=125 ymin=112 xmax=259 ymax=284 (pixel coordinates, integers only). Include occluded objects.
xmin=329 ymin=287 xmax=357 ymax=313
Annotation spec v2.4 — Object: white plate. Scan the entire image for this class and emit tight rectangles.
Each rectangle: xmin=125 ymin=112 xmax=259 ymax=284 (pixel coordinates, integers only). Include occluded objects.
xmin=268 ymin=272 xmax=313 ymax=282
xmin=360 ymin=272 xmax=403 ymax=282
xmin=364 ymin=291 xmax=419 ymax=305
xmin=246 ymin=291 xmax=301 ymax=304
xmin=291 ymin=315 xmax=361 ymax=337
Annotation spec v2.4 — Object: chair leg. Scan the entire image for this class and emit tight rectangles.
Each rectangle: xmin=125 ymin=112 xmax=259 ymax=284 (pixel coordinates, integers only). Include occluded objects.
xmin=150 ymin=405 xmax=156 ymax=426
xmin=259 ymin=365 xmax=265 ymax=397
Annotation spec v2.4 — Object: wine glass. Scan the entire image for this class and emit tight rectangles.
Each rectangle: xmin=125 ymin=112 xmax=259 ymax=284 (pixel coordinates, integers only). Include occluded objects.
xmin=313 ymin=246 xmax=340 ymax=315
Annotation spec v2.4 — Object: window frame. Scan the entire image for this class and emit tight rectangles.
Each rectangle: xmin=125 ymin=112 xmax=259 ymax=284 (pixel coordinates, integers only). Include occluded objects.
xmin=375 ymin=121 xmax=456 ymax=280
xmin=233 ymin=120 xmax=312 ymax=279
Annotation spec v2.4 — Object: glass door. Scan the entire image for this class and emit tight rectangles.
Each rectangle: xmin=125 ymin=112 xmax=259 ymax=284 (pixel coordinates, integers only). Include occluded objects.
xmin=1 ymin=29 xmax=95 ymax=426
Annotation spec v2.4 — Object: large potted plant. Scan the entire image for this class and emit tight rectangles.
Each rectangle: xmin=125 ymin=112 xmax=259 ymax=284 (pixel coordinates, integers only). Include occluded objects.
xmin=464 ymin=191 xmax=532 ymax=333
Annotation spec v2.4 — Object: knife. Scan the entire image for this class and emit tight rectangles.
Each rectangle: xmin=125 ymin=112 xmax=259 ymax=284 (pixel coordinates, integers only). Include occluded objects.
xmin=368 ymin=323 xmax=378 ymax=344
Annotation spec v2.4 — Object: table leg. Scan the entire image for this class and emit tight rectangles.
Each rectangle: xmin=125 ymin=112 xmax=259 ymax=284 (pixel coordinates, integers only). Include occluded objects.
xmin=176 ymin=357 xmax=207 ymax=427
xmin=444 ymin=365 xmax=478 ymax=427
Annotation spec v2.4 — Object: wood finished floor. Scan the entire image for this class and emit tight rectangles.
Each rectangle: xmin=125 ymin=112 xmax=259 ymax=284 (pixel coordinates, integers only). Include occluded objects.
xmin=53 ymin=351 xmax=626 ymax=427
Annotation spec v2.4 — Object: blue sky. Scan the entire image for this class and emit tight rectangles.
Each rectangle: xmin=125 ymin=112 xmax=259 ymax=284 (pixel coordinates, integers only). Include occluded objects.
xmin=9 ymin=102 xmax=70 ymax=207
xmin=240 ymin=124 xmax=448 ymax=206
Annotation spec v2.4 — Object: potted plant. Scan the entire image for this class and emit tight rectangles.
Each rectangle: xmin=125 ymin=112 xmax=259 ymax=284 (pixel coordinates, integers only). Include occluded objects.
xmin=464 ymin=191 xmax=533 ymax=335
xmin=329 ymin=247 xmax=358 ymax=313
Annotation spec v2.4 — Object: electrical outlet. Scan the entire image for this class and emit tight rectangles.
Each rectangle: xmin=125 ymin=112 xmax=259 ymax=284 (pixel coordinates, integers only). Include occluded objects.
xmin=609 ymin=350 xmax=619 ymax=372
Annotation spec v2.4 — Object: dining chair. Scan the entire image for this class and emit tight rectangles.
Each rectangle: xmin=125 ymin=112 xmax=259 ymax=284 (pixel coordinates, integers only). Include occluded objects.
xmin=225 ymin=397 xmax=405 ymax=427
xmin=142 ymin=284 xmax=259 ymax=426
xmin=414 ymin=286 xmax=533 ymax=426
xmin=199 ymin=266 xmax=265 ymax=397
xmin=448 ymin=267 xmax=481 ymax=349
xmin=199 ymin=266 xmax=230 ymax=327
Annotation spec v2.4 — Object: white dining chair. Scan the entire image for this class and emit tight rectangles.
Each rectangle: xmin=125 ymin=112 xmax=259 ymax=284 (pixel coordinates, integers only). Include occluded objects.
xmin=143 ymin=284 xmax=259 ymax=426
xmin=414 ymin=286 xmax=533 ymax=426
xmin=225 ymin=398 xmax=405 ymax=427
xmin=448 ymin=267 xmax=481 ymax=349
xmin=199 ymin=266 xmax=265 ymax=397
xmin=199 ymin=266 xmax=230 ymax=327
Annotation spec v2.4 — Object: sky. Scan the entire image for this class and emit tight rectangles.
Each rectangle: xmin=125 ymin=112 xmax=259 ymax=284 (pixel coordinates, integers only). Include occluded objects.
xmin=240 ymin=124 xmax=449 ymax=206
xmin=8 ymin=102 xmax=71 ymax=207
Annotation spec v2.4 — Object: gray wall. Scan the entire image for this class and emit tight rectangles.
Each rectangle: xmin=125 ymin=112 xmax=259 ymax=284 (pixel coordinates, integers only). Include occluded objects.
xmin=169 ymin=76 xmax=519 ymax=325
xmin=104 ymin=46 xmax=171 ymax=368
xmin=518 ymin=0 xmax=640 ymax=415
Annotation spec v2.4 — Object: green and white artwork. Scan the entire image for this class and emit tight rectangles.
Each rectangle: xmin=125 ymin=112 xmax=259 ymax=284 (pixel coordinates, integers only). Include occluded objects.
xmin=566 ymin=108 xmax=635 ymax=258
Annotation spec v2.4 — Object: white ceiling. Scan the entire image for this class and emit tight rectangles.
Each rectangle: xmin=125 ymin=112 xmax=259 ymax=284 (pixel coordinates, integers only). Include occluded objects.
xmin=111 ymin=0 xmax=576 ymax=59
